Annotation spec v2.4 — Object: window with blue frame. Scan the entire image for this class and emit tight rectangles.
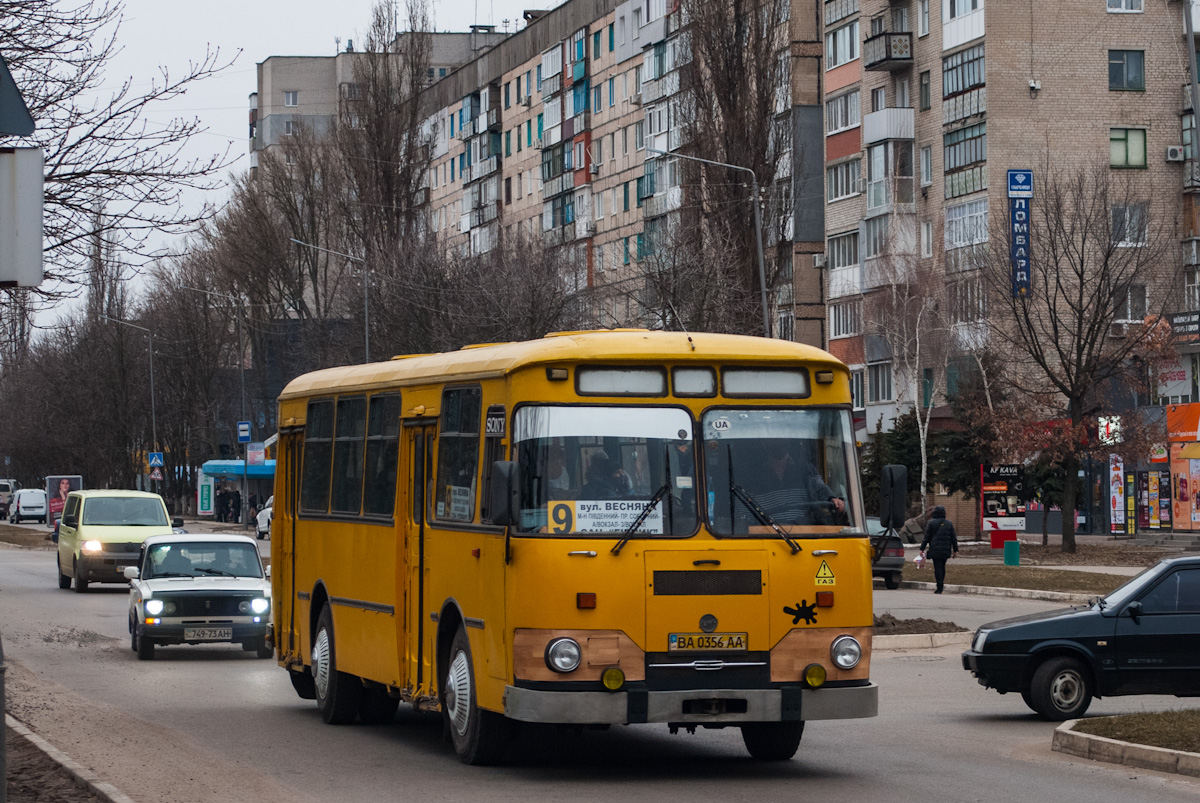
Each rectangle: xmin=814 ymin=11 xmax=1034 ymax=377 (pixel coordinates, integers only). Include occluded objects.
xmin=565 ymin=194 xmax=575 ymax=224
xmin=609 ymin=78 xmax=615 ymax=107
xmin=575 ymin=36 xmax=585 ymax=62
xmin=593 ymin=86 xmax=602 ymax=111
xmin=537 ymin=114 xmax=544 ymax=140
xmin=573 ymin=81 xmax=589 ymax=113
xmin=609 ymin=23 xmax=614 ymax=51
xmin=536 ymin=65 xmax=542 ymax=92
xmin=451 ymin=160 xmax=455 ymax=182
xmin=623 ymin=237 xmax=630 ymax=264
xmin=506 ymin=130 xmax=512 ymax=156
xmin=504 ymin=83 xmax=511 ymax=108
xmin=593 ymin=31 xmax=601 ymax=58
xmin=636 ymin=177 xmax=644 ymax=207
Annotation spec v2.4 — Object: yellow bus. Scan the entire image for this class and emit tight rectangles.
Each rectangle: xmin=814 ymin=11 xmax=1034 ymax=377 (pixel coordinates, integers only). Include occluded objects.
xmin=270 ymin=330 xmax=878 ymax=763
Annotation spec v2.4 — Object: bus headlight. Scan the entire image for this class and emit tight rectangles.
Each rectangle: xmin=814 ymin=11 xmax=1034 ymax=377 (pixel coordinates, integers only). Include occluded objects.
xmin=544 ymin=637 xmax=582 ymax=673
xmin=82 ymin=540 xmax=102 ymax=554
xmin=830 ymin=635 xmax=862 ymax=669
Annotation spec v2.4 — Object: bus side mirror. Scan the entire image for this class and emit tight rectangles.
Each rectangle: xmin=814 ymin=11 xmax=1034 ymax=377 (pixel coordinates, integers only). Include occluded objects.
xmin=879 ymin=464 xmax=908 ymax=529
xmin=489 ymin=461 xmax=519 ymax=527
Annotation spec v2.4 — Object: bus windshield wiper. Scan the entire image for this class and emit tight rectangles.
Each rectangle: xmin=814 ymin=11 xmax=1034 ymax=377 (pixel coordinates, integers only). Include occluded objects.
xmin=612 ymin=483 xmax=671 ymax=556
xmin=730 ymin=483 xmax=802 ymax=555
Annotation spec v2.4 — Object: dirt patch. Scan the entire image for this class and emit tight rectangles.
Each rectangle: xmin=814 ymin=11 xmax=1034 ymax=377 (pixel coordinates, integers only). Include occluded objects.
xmin=904 ymin=564 xmax=1128 ymax=595
xmin=0 ymin=523 xmax=54 ymax=549
xmin=1072 ymin=709 xmax=1200 ymax=753
xmin=873 ymin=613 xmax=967 ymax=635
xmin=40 ymin=627 xmax=119 ymax=648
xmin=958 ymin=542 xmax=1171 ymax=567
xmin=5 ymin=726 xmax=105 ymax=803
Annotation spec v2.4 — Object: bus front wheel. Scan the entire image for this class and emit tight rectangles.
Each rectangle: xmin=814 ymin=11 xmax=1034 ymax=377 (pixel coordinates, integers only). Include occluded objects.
xmin=313 ymin=604 xmax=361 ymax=724
xmin=741 ymin=721 xmax=804 ymax=760
xmin=442 ymin=626 xmax=509 ymax=765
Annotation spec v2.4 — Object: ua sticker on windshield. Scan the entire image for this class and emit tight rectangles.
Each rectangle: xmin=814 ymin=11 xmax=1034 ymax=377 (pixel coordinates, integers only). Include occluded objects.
xmin=547 ymin=500 xmax=664 ymax=534
xmin=710 ymin=417 xmax=731 ymax=432
xmin=783 ymin=600 xmax=818 ymax=625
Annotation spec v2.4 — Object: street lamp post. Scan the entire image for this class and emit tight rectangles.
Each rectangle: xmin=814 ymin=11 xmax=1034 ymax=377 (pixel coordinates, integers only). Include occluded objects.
xmin=101 ymin=315 xmax=157 ymax=487
xmin=181 ymin=285 xmax=249 ymax=526
xmin=288 ymin=238 xmax=369 ymax=363
xmin=646 ymin=147 xmax=772 ymax=338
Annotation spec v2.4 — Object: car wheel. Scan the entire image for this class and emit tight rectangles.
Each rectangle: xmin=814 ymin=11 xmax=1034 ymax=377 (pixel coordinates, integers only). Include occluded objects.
xmin=12 ymin=515 xmax=18 ymax=524
xmin=289 ymin=668 xmax=317 ymax=700
xmin=135 ymin=623 xmax=155 ymax=661
xmin=1030 ymin=656 xmax=1092 ymax=721
xmin=313 ymin=604 xmax=361 ymax=724
xmin=1020 ymin=688 xmax=1036 ymax=713
xmin=358 ymin=686 xmax=400 ymax=725
xmin=741 ymin=721 xmax=804 ymax=760
xmin=56 ymin=552 xmax=71 ymax=589
xmin=442 ymin=626 xmax=509 ymax=764
xmin=73 ymin=559 xmax=89 ymax=593
xmin=884 ymin=572 xmax=901 ymax=590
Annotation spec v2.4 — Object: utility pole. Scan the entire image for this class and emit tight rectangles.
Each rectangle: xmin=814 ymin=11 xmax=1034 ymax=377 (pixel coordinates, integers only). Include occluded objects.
xmin=288 ymin=238 xmax=370 ymax=362
xmin=101 ymin=315 xmax=157 ymax=489
xmin=646 ymin=148 xmax=772 ymax=338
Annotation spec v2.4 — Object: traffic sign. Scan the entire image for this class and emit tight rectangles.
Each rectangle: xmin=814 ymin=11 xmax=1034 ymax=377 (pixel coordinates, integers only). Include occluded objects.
xmin=237 ymin=421 xmax=252 ymax=443
xmin=149 ymin=467 xmax=164 ymax=482
xmin=148 ymin=452 xmax=164 ymax=467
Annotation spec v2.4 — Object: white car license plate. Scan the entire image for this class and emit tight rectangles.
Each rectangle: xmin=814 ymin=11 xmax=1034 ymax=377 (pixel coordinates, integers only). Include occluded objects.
xmin=184 ymin=627 xmax=232 ymax=642
xmin=668 ymin=632 xmax=748 ymax=651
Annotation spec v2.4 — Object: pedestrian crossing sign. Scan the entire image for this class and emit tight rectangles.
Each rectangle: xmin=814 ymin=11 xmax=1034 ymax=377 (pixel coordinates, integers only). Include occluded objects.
xmin=148 ymin=452 xmax=164 ymax=467
xmin=815 ymin=560 xmax=835 ymax=586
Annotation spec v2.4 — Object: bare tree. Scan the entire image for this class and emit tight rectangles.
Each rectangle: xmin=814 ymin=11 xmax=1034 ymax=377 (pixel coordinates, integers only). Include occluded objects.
xmin=981 ymin=159 xmax=1179 ymax=552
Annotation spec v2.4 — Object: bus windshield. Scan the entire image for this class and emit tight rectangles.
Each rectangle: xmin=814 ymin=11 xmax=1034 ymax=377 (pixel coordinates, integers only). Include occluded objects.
xmin=701 ymin=408 xmax=860 ymax=536
xmin=513 ymin=405 xmax=699 ymax=536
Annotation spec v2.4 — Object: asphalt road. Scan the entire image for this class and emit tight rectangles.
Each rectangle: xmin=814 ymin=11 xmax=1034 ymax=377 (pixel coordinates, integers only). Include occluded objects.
xmin=1 ymin=543 xmax=1198 ymax=803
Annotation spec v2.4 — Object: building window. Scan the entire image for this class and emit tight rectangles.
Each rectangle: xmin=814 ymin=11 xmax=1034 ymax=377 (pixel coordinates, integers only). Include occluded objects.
xmin=866 ymin=141 xmax=914 ymax=210
xmin=1108 ymin=50 xmax=1144 ymax=91
xmin=871 ymin=87 xmax=886 ymax=113
xmin=623 ymin=236 xmax=630 ymax=264
xmin=918 ymin=0 xmax=930 ymax=35
xmin=504 ymin=82 xmax=511 ymax=108
xmin=593 ymin=86 xmax=602 ymax=111
xmin=945 ymin=197 xmax=988 ymax=249
xmin=635 ymin=121 xmax=644 ymax=150
xmin=826 ymin=90 xmax=861 ymax=134
xmin=828 ymin=231 xmax=860 ymax=268
xmin=868 ymin=362 xmax=893 ymax=403
xmin=830 ymin=299 xmax=862 ymax=338
xmin=1111 ymin=203 xmax=1148 ymax=246
xmin=623 ymin=182 xmax=630 ymax=211
xmin=283 ymin=120 xmax=296 ymax=136
xmin=948 ymin=275 xmax=986 ymax=322
xmin=897 ymin=78 xmax=910 ymax=109
xmin=593 ymin=31 xmax=601 ymax=59
xmin=825 ymin=21 xmax=860 ymax=69
xmin=943 ymin=122 xmax=986 ymax=173
xmin=1110 ymin=127 xmax=1147 ymax=168
xmin=609 ymin=22 xmax=615 ymax=51
xmin=921 ymin=219 xmax=933 ymax=257
xmin=1114 ymin=284 xmax=1147 ymax=322
xmin=850 ymin=370 xmax=865 ymax=409
xmin=1187 ymin=267 xmax=1200 ymax=311
xmin=1107 ymin=0 xmax=1142 ymax=11
xmin=919 ymin=71 xmax=931 ymax=110
xmin=863 ymin=215 xmax=890 ymax=258
xmin=827 ymin=159 xmax=862 ymax=201
xmin=920 ymin=144 xmax=933 ymax=186
xmin=284 ymin=90 xmax=299 ymax=107
xmin=609 ymin=77 xmax=615 ymax=106
xmin=942 ymin=44 xmax=985 ymax=98
xmin=948 ymin=0 xmax=979 ymax=19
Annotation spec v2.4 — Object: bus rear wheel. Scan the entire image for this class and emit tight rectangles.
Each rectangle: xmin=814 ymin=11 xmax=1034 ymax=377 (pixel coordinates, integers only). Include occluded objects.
xmin=442 ymin=626 xmax=509 ymax=765
xmin=313 ymin=604 xmax=361 ymax=724
xmin=741 ymin=721 xmax=804 ymax=760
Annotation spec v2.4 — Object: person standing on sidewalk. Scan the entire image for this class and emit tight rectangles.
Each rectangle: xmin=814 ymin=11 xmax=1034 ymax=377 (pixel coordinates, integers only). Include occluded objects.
xmin=920 ymin=505 xmax=958 ymax=594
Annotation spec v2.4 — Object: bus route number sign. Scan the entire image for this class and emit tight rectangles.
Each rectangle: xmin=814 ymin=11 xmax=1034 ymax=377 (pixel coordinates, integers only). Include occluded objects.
xmin=548 ymin=500 xmax=664 ymax=534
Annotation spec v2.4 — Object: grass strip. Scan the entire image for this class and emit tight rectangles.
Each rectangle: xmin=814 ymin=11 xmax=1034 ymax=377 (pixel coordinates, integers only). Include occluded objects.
xmin=1073 ymin=710 xmax=1200 ymax=753
xmin=903 ymin=564 xmax=1128 ymax=595
xmin=0 ymin=523 xmax=53 ymax=548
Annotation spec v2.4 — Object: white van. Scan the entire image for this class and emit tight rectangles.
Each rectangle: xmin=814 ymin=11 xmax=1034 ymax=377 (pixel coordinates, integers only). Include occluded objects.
xmin=11 ymin=488 xmax=47 ymax=524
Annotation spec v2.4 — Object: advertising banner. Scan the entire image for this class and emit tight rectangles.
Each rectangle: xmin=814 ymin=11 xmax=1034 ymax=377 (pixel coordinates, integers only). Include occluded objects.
xmin=981 ymin=464 xmax=1025 ymax=546
xmin=1109 ymin=455 xmax=1125 ymax=534
xmin=44 ymin=475 xmax=83 ymax=523
xmin=197 ymin=469 xmax=215 ymax=517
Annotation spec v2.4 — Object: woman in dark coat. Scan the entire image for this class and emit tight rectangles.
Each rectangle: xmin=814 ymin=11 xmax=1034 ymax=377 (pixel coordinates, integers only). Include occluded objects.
xmin=919 ymin=505 xmax=958 ymax=594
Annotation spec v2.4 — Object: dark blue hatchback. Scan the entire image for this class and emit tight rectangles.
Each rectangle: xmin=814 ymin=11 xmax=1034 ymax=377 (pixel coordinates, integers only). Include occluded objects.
xmin=961 ymin=556 xmax=1200 ymax=720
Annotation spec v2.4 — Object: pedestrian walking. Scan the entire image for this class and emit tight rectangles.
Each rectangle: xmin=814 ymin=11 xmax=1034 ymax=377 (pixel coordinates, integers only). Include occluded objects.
xmin=919 ymin=505 xmax=958 ymax=594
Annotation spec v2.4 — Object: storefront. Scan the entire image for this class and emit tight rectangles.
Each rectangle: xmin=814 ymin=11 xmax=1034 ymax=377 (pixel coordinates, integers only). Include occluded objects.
xmin=1168 ymin=403 xmax=1200 ymax=532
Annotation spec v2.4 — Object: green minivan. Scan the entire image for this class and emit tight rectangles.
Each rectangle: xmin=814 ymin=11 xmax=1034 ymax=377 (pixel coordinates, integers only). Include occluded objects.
xmin=55 ymin=490 xmax=183 ymax=592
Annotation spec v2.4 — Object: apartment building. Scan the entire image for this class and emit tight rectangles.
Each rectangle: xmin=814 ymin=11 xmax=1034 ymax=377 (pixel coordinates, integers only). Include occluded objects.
xmin=820 ymin=0 xmax=1195 ymax=437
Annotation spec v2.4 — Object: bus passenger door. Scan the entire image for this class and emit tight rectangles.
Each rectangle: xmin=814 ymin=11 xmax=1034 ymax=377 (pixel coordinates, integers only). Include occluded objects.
xmin=275 ymin=429 xmax=305 ymax=670
xmin=402 ymin=423 xmax=436 ymax=699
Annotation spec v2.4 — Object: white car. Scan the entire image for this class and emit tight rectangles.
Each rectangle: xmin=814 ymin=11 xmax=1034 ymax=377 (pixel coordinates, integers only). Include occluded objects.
xmin=125 ymin=533 xmax=272 ymax=661
xmin=256 ymin=495 xmax=273 ymax=539
xmin=10 ymin=488 xmax=47 ymax=524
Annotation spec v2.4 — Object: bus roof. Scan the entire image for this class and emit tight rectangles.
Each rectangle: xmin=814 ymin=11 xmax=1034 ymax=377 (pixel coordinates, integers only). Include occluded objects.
xmin=279 ymin=330 xmax=845 ymax=400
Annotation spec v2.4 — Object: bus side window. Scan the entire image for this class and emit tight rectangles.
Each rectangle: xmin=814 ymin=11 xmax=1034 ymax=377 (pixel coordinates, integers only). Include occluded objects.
xmin=435 ymin=387 xmax=482 ymax=522
xmin=479 ymin=405 xmax=506 ymax=523
xmin=330 ymin=396 xmax=367 ymax=515
xmin=363 ymin=394 xmax=402 ymax=517
xmin=412 ymin=431 xmax=424 ymax=525
xmin=301 ymin=400 xmax=335 ymax=513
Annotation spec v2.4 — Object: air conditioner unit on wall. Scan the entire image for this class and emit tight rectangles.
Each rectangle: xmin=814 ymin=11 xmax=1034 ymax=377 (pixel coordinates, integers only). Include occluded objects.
xmin=813 ymin=254 xmax=826 ymax=268
xmin=1167 ymin=145 xmax=1186 ymax=162
xmin=631 ymin=92 xmax=642 ymax=106
xmin=521 ymin=95 xmax=532 ymax=108
xmin=589 ymin=164 xmax=599 ymax=175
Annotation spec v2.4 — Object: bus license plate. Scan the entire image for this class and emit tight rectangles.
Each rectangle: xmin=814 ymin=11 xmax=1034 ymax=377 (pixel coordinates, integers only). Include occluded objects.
xmin=668 ymin=633 xmax=747 ymax=651
xmin=184 ymin=627 xmax=232 ymax=642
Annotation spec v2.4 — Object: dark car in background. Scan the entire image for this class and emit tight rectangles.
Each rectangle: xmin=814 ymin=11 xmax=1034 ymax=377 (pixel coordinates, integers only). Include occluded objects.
xmin=865 ymin=516 xmax=905 ymax=589
xmin=962 ymin=556 xmax=1200 ymax=720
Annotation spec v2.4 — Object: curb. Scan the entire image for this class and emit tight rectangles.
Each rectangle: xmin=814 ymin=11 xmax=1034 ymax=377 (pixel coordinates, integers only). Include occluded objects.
xmin=899 ymin=580 xmax=1092 ymax=604
xmin=1052 ymin=718 xmax=1200 ymax=777
xmin=874 ymin=632 xmax=972 ymax=650
xmin=5 ymin=714 xmax=138 ymax=803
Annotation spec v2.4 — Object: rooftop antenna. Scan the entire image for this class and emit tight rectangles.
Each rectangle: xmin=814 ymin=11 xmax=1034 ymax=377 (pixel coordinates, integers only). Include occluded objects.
xmin=334 ymin=36 xmax=341 ymax=54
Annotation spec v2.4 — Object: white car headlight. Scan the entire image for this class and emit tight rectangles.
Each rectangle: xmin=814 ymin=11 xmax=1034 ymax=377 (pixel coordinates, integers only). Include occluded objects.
xmin=830 ymin=635 xmax=862 ymax=669
xmin=82 ymin=540 xmax=103 ymax=553
xmin=250 ymin=598 xmax=270 ymax=614
xmin=544 ymin=637 xmax=582 ymax=673
xmin=972 ymin=630 xmax=989 ymax=653
xmin=145 ymin=599 xmax=164 ymax=616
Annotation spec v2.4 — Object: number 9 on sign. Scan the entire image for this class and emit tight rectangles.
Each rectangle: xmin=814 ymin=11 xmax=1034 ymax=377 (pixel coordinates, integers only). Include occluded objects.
xmin=549 ymin=502 xmax=575 ymax=533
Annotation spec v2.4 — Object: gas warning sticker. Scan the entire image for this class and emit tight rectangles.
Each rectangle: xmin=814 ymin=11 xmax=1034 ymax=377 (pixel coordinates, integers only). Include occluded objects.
xmin=815 ymin=560 xmax=835 ymax=586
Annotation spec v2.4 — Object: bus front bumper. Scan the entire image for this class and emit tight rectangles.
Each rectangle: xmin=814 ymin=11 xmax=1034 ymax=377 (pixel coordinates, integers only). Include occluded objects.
xmin=503 ymin=683 xmax=877 ymax=725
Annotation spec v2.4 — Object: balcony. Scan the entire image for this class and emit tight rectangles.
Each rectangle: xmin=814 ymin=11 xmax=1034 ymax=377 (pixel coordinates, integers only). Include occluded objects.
xmin=486 ymin=107 xmax=500 ymax=131
xmin=863 ymin=107 xmax=914 ymax=144
xmin=542 ymin=72 xmax=562 ymax=97
xmin=542 ymin=172 xmax=573 ymax=199
xmin=864 ymin=32 xmax=913 ymax=71
xmin=467 ymin=156 xmax=499 ymax=183
xmin=469 ymin=200 xmax=500 ymax=228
